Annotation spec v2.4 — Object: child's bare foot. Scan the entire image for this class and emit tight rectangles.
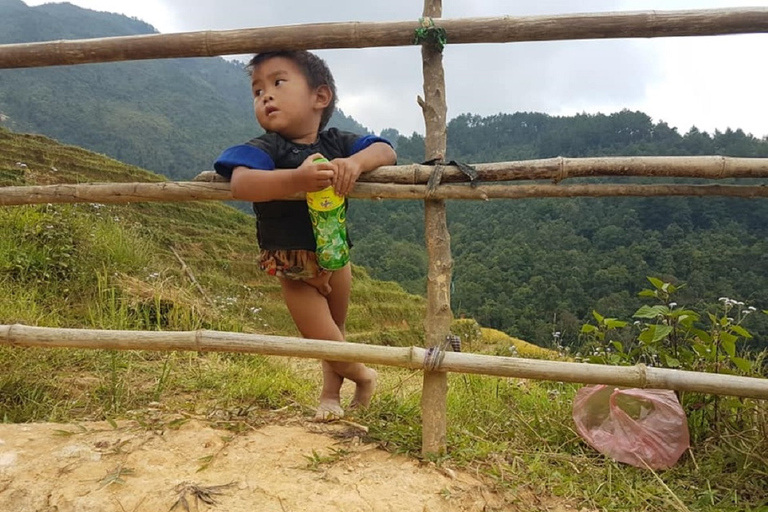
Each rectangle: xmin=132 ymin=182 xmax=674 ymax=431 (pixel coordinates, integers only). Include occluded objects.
xmin=350 ymin=368 xmax=377 ymax=409
xmin=313 ymin=398 xmax=344 ymax=422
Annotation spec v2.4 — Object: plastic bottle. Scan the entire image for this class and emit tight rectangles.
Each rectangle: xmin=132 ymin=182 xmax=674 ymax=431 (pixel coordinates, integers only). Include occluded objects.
xmin=306 ymin=157 xmax=350 ymax=270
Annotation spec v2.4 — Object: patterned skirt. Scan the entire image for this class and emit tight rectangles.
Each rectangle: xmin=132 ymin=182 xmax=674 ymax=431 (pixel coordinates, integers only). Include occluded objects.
xmin=258 ymin=249 xmax=328 ymax=280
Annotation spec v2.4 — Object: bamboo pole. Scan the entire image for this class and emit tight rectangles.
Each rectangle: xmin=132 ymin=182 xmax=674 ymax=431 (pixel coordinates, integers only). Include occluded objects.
xmin=353 ymin=156 xmax=768 ymax=184
xmin=195 ymin=156 xmax=768 ymax=185
xmin=0 ymin=182 xmax=232 ymax=206
xmin=1 ymin=8 xmax=767 ymax=69
xmin=420 ymin=0 xmax=451 ymax=457
xmin=2 ymin=181 xmax=766 ymax=207
xmin=1 ymin=324 xmax=767 ymax=400
xmin=350 ymin=183 xmax=768 ymax=200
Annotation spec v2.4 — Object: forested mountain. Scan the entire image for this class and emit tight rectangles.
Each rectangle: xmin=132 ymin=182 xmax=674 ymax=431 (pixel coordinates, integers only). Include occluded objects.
xmin=1 ymin=1 xmax=766 ymax=348
xmin=0 ymin=0 xmax=367 ymax=179
xmin=350 ymin=112 xmax=768 ymax=348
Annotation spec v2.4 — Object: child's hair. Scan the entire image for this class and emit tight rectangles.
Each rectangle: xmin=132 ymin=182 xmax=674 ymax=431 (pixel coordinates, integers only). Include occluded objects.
xmin=247 ymin=50 xmax=337 ymax=130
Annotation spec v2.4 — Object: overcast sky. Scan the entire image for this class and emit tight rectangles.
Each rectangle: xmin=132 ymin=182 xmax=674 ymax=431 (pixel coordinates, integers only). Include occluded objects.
xmin=24 ymin=0 xmax=768 ymax=138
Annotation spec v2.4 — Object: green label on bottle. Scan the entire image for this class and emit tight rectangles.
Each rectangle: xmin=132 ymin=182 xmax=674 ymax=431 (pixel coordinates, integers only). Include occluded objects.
xmin=308 ymin=203 xmax=349 ymax=270
xmin=307 ymin=156 xmax=349 ymax=270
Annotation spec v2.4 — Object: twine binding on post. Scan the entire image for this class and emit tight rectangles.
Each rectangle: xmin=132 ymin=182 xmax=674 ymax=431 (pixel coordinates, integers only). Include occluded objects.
xmin=423 ymin=159 xmax=480 ymax=197
xmin=413 ymin=17 xmax=448 ymax=51
xmin=554 ymin=156 xmax=567 ymax=184
xmin=423 ymin=345 xmax=445 ymax=371
xmin=636 ymin=363 xmax=649 ymax=388
xmin=425 ymin=161 xmax=445 ymax=198
xmin=423 ymin=335 xmax=462 ymax=370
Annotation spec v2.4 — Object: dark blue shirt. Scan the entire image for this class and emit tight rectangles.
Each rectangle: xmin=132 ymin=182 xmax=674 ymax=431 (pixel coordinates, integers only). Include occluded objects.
xmin=214 ymin=128 xmax=391 ymax=250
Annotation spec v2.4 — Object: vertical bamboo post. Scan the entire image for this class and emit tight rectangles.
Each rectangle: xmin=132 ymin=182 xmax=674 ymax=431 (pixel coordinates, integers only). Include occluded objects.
xmin=419 ymin=0 xmax=451 ymax=456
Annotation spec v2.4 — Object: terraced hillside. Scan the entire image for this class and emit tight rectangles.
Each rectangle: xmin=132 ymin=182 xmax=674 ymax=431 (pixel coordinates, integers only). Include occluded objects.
xmin=0 ymin=126 xmax=425 ymax=344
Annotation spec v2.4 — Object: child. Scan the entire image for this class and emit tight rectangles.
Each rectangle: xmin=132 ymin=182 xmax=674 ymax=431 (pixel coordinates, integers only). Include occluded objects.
xmin=213 ymin=50 xmax=397 ymax=421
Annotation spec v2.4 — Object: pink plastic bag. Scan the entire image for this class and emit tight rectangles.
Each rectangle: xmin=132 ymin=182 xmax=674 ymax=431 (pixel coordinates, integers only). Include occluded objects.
xmin=572 ymin=385 xmax=690 ymax=469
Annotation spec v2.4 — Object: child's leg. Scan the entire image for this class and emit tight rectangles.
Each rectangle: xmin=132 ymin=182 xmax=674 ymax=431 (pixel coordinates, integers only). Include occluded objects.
xmin=279 ymin=266 xmax=376 ymax=419
xmin=318 ymin=360 xmax=344 ymax=418
xmin=325 ymin=265 xmax=377 ymax=409
xmin=279 ymin=277 xmax=345 ymax=418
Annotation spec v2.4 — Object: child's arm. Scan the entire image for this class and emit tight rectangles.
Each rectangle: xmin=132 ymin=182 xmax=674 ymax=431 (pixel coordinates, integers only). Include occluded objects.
xmin=229 ymin=153 xmax=336 ymax=202
xmin=333 ymin=142 xmax=397 ymax=197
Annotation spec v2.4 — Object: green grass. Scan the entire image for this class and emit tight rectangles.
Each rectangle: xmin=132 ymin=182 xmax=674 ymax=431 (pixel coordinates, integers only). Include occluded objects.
xmin=1 ymin=126 xmax=767 ymax=511
xmin=357 ymin=372 xmax=768 ymax=511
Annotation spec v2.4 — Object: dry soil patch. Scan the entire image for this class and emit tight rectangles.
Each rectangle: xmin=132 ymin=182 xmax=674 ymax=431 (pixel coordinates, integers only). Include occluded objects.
xmin=0 ymin=418 xmax=506 ymax=512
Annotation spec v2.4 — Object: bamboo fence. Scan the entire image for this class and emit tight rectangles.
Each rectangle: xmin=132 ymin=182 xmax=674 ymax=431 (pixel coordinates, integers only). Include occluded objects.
xmin=2 ymin=157 xmax=767 ymax=206
xmin=2 ymin=324 xmax=767 ymax=400
xmin=1 ymin=8 xmax=767 ymax=68
xmin=1 ymin=3 xmax=768 ymax=455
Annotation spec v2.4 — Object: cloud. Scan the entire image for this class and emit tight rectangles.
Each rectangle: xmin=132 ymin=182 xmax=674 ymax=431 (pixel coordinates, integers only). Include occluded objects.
xmin=147 ymin=0 xmax=661 ymax=134
xmin=641 ymin=34 xmax=768 ymax=136
xmin=445 ymin=38 xmax=657 ymax=122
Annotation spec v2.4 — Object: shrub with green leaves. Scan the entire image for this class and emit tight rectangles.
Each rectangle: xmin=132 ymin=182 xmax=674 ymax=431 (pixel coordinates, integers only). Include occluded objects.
xmin=580 ymin=277 xmax=763 ymax=377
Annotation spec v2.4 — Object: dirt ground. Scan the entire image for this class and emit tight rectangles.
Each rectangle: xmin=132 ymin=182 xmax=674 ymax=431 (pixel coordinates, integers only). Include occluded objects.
xmin=0 ymin=414 xmax=517 ymax=512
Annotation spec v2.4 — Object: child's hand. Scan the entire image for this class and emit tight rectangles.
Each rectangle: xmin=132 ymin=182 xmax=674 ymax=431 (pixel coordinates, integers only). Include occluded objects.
xmin=296 ymin=153 xmax=336 ymax=193
xmin=331 ymin=157 xmax=364 ymax=197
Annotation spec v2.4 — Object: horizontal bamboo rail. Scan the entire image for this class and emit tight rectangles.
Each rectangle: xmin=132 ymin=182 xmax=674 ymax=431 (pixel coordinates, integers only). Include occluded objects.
xmin=353 ymin=183 xmax=768 ymax=200
xmin=3 ymin=156 xmax=767 ymax=206
xmin=196 ymin=156 xmax=768 ymax=185
xmin=1 ymin=8 xmax=766 ymax=69
xmin=0 ymin=182 xmax=232 ymax=206
xmin=1 ymin=324 xmax=766 ymax=400
xmin=1 ymin=181 xmax=766 ymax=207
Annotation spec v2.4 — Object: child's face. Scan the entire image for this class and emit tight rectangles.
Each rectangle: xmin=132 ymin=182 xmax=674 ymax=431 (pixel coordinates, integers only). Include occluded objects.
xmin=250 ymin=57 xmax=328 ymax=142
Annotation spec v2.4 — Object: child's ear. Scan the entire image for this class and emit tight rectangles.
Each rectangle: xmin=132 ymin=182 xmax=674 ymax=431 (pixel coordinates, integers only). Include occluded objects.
xmin=314 ymin=85 xmax=332 ymax=109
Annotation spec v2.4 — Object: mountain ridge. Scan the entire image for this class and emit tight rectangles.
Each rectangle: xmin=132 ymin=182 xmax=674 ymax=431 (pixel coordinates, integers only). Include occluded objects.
xmin=0 ymin=1 xmax=368 ymax=180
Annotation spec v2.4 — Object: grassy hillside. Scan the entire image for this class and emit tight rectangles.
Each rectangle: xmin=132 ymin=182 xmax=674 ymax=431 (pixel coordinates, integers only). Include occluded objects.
xmin=0 ymin=126 xmax=425 ymax=340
